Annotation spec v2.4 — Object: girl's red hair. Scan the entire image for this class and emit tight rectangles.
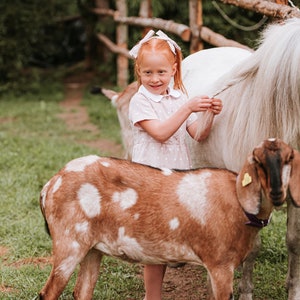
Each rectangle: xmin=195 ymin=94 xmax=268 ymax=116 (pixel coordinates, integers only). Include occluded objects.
xmin=134 ymin=37 xmax=187 ymax=94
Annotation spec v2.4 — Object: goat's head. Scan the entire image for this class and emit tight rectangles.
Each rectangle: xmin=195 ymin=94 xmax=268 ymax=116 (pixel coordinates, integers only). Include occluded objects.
xmin=236 ymin=138 xmax=300 ymax=215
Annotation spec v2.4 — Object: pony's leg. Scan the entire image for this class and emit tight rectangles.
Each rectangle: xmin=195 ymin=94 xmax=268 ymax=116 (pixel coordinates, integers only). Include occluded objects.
xmin=286 ymin=198 xmax=300 ymax=300
xmin=238 ymin=234 xmax=261 ymax=300
xmin=73 ymin=248 xmax=103 ymax=300
xmin=207 ymin=267 xmax=234 ymax=300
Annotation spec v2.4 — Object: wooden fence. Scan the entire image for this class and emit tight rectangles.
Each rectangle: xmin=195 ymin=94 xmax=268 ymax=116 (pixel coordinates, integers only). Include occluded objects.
xmin=91 ymin=0 xmax=300 ymax=88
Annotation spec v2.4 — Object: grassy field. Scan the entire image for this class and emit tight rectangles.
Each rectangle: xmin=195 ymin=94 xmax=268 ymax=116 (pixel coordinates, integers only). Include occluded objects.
xmin=0 ymin=81 xmax=289 ymax=299
xmin=0 ymin=82 xmax=144 ymax=299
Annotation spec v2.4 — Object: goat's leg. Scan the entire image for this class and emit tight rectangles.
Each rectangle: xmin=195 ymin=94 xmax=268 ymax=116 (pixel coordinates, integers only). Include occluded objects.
xmin=286 ymin=198 xmax=300 ymax=300
xmin=39 ymin=243 xmax=92 ymax=300
xmin=39 ymin=254 xmax=83 ymax=300
xmin=207 ymin=267 xmax=234 ymax=300
xmin=73 ymin=248 xmax=103 ymax=300
xmin=237 ymin=234 xmax=261 ymax=300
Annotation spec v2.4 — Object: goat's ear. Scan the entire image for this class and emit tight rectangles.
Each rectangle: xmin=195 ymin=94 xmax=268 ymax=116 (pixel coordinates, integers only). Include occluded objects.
xmin=289 ymin=149 xmax=300 ymax=207
xmin=236 ymin=155 xmax=261 ymax=214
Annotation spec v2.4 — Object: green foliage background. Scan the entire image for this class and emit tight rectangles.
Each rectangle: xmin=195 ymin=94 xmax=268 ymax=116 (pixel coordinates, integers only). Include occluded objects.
xmin=3 ymin=0 xmax=300 ymax=92
xmin=0 ymin=1 xmax=75 ymax=85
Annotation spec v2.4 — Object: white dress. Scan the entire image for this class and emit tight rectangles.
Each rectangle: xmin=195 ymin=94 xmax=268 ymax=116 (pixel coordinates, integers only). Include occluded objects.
xmin=128 ymin=85 xmax=197 ymax=169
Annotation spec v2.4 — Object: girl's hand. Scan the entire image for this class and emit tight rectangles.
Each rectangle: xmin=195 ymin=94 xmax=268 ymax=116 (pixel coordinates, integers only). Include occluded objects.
xmin=187 ymin=95 xmax=213 ymax=113
xmin=210 ymin=98 xmax=223 ymax=115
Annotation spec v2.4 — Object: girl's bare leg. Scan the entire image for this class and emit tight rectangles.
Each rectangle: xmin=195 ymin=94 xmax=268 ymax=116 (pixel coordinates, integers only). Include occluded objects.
xmin=144 ymin=264 xmax=167 ymax=300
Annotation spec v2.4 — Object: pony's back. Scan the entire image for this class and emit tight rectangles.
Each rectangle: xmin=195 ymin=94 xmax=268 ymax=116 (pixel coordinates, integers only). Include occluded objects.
xmin=182 ymin=46 xmax=252 ymax=98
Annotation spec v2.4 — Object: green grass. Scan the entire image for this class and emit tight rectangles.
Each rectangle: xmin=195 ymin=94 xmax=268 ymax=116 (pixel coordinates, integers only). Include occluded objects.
xmin=0 ymin=82 xmax=144 ymax=299
xmin=0 ymin=80 xmax=289 ymax=299
xmin=82 ymin=88 xmax=123 ymax=145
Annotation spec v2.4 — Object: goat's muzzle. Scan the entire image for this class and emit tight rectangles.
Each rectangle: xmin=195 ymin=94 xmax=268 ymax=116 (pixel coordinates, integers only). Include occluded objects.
xmin=270 ymin=190 xmax=285 ymax=207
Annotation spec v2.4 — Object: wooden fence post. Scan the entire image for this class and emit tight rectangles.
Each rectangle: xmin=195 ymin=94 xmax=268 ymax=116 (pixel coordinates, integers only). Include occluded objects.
xmin=116 ymin=0 xmax=128 ymax=88
xmin=189 ymin=0 xmax=204 ymax=53
xmin=139 ymin=0 xmax=153 ymax=35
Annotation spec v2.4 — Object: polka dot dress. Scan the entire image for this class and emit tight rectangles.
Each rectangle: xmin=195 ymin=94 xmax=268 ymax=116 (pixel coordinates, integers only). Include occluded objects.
xmin=129 ymin=85 xmax=197 ymax=169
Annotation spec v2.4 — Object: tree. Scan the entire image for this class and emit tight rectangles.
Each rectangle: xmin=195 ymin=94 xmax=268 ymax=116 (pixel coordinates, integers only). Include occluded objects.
xmin=0 ymin=0 xmax=80 ymax=91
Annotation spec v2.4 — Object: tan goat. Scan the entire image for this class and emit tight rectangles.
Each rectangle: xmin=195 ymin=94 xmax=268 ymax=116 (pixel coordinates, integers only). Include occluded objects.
xmin=39 ymin=138 xmax=300 ymax=300
xmin=99 ymin=81 xmax=138 ymax=160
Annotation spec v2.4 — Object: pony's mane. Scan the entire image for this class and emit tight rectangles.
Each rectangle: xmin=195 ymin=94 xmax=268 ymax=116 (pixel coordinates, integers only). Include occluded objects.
xmin=213 ymin=18 xmax=300 ymax=152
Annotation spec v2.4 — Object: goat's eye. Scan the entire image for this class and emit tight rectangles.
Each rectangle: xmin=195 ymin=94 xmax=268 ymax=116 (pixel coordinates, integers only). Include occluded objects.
xmin=285 ymin=152 xmax=294 ymax=164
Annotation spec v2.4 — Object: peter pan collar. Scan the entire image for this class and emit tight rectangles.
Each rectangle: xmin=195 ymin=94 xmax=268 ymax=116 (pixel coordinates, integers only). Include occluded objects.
xmin=138 ymin=85 xmax=181 ymax=103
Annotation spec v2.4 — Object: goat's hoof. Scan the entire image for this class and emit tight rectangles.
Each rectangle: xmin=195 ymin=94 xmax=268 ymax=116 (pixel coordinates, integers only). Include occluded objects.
xmin=238 ymin=294 xmax=253 ymax=300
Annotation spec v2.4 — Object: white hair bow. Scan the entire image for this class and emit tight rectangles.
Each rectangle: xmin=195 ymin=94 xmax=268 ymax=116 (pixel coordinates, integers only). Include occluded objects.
xmin=129 ymin=30 xmax=181 ymax=58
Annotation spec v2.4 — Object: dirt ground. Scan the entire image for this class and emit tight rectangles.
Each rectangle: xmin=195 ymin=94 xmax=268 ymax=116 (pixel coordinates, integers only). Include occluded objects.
xmin=61 ymin=78 xmax=124 ymax=157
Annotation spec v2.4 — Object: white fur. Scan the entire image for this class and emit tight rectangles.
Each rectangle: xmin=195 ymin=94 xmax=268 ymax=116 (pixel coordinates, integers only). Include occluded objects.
xmin=176 ymin=172 xmax=211 ymax=225
xmin=75 ymin=221 xmax=89 ymax=234
xmin=78 ymin=183 xmax=101 ymax=218
xmin=112 ymin=188 xmax=138 ymax=210
xmin=188 ymin=19 xmax=300 ymax=172
xmin=65 ymin=155 xmax=100 ymax=172
xmin=169 ymin=217 xmax=180 ymax=230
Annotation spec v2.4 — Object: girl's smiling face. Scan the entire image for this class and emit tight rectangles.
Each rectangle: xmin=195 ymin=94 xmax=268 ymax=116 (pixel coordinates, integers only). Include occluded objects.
xmin=137 ymin=52 xmax=177 ymax=95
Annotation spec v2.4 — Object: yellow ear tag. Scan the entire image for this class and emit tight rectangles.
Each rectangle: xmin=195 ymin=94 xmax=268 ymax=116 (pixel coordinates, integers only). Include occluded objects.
xmin=242 ymin=172 xmax=252 ymax=187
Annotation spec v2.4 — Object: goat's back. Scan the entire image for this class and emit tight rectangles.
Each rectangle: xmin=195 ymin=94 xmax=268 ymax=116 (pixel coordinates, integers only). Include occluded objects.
xmin=41 ymin=155 xmax=253 ymax=265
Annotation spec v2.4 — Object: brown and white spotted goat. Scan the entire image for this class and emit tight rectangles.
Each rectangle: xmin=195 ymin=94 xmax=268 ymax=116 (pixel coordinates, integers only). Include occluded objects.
xmin=39 ymin=138 xmax=300 ymax=300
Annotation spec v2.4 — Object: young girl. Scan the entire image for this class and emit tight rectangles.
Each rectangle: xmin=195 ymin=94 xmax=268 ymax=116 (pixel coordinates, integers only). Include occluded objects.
xmin=128 ymin=30 xmax=222 ymax=300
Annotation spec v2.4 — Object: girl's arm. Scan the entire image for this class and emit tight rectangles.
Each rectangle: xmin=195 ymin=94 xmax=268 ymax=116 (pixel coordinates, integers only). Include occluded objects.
xmin=137 ymin=96 xmax=215 ymax=143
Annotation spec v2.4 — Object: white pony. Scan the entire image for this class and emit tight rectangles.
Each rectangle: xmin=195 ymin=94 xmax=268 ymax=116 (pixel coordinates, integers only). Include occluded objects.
xmin=184 ymin=19 xmax=300 ymax=172
xmin=183 ymin=18 xmax=300 ymax=300
xmin=99 ymin=18 xmax=300 ymax=300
